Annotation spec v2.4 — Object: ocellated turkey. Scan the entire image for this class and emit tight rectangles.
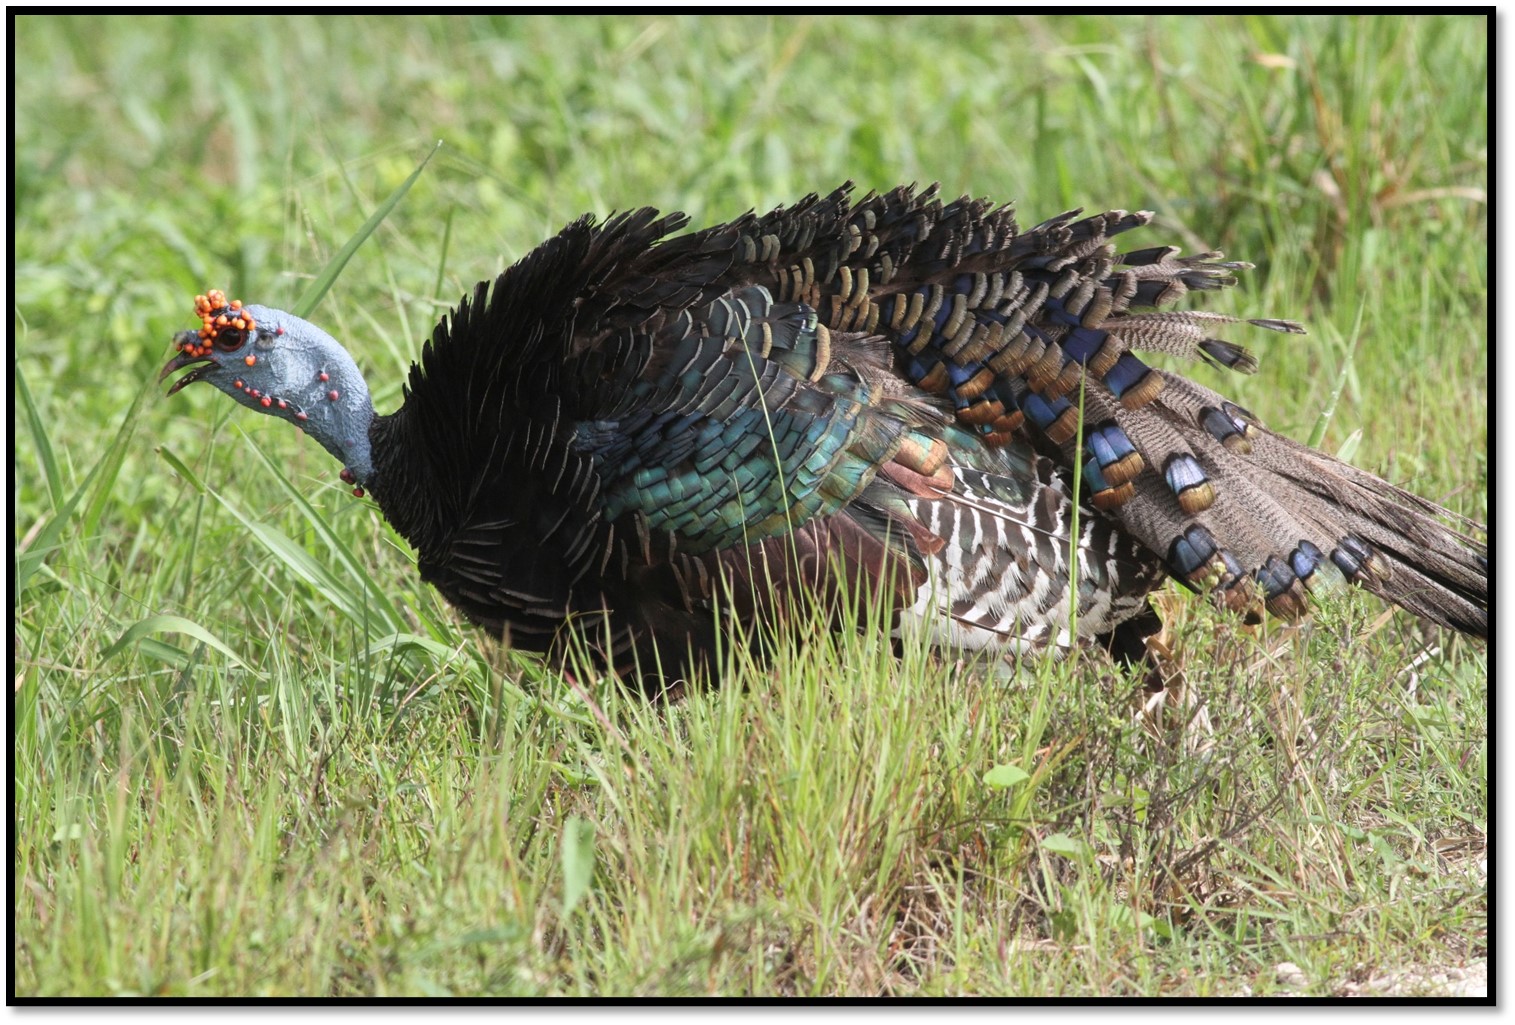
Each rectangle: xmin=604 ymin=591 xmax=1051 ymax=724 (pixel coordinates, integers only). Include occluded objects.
xmin=161 ymin=183 xmax=1487 ymax=694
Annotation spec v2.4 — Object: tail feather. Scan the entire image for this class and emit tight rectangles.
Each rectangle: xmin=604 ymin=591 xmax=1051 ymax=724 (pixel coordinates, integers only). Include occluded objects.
xmin=728 ymin=183 xmax=1486 ymax=640
xmin=1240 ymin=428 xmax=1486 ymax=634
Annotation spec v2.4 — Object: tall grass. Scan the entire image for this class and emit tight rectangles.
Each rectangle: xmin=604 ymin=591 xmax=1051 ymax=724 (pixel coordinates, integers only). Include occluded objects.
xmin=14 ymin=14 xmax=1486 ymax=997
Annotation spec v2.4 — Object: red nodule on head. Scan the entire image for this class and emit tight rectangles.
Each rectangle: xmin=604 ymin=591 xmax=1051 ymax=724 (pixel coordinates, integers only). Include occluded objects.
xmin=161 ymin=288 xmax=260 ymax=395
xmin=181 ymin=289 xmax=257 ymax=359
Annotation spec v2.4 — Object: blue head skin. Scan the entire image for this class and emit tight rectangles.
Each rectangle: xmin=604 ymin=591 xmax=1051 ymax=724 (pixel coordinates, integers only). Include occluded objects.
xmin=160 ymin=291 xmax=376 ymax=489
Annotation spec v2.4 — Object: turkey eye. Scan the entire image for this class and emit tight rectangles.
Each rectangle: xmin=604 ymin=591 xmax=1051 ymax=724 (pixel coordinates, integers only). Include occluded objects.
xmin=213 ymin=328 xmax=247 ymax=353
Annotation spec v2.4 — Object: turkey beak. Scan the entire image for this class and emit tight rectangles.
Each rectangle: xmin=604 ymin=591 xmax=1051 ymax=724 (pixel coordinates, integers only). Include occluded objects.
xmin=160 ymin=331 xmax=217 ymax=395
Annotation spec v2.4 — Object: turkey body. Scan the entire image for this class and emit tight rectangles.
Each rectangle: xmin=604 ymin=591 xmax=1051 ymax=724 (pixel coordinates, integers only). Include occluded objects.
xmin=165 ymin=183 xmax=1487 ymax=694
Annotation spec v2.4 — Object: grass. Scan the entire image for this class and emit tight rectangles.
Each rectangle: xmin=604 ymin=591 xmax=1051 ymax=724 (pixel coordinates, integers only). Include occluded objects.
xmin=13 ymin=14 xmax=1487 ymax=997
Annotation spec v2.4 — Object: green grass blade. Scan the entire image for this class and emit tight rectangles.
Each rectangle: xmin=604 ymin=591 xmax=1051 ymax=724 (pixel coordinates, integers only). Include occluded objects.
xmin=158 ymin=447 xmax=208 ymax=494
xmin=163 ymin=439 xmax=398 ymax=632
xmin=81 ymin=379 xmax=152 ymax=541
xmin=102 ymin=613 xmax=256 ymax=672
xmin=291 ymin=141 xmax=442 ymax=319
xmin=1307 ymin=297 xmax=1365 ymax=450
xmin=240 ymin=433 xmax=406 ymax=631
xmin=16 ymin=382 xmax=148 ymax=598
xmin=560 ymin=816 xmax=596 ymax=917
xmin=16 ymin=362 xmax=63 ymax=512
